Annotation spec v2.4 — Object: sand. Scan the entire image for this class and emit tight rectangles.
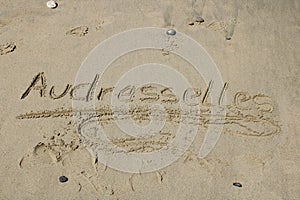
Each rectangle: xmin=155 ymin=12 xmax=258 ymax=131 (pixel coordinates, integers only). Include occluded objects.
xmin=0 ymin=0 xmax=299 ymax=199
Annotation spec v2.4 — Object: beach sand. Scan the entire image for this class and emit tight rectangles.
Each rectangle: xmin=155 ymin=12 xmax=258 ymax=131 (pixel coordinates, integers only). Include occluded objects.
xmin=0 ymin=0 xmax=299 ymax=199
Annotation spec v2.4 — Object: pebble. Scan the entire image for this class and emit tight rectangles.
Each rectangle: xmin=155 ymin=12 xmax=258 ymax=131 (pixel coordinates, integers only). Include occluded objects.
xmin=59 ymin=176 xmax=68 ymax=183
xmin=47 ymin=0 xmax=58 ymax=9
xmin=233 ymin=182 xmax=242 ymax=187
xmin=226 ymin=35 xmax=232 ymax=40
xmin=166 ymin=29 xmax=176 ymax=36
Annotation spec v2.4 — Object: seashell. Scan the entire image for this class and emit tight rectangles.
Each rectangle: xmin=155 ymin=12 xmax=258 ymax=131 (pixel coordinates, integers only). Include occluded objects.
xmin=47 ymin=0 xmax=58 ymax=9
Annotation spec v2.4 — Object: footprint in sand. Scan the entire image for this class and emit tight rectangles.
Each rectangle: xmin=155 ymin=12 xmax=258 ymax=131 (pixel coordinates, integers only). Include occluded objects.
xmin=207 ymin=21 xmax=227 ymax=31
xmin=0 ymin=42 xmax=16 ymax=55
xmin=19 ymin=123 xmax=82 ymax=168
xmin=66 ymin=26 xmax=89 ymax=37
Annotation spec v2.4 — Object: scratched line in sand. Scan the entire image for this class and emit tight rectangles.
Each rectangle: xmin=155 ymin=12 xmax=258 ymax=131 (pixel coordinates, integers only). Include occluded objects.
xmin=16 ymin=104 xmax=280 ymax=137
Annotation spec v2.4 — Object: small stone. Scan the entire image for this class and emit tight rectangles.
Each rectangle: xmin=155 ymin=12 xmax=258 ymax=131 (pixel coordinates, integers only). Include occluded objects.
xmin=59 ymin=176 xmax=68 ymax=183
xmin=233 ymin=182 xmax=242 ymax=187
xmin=47 ymin=0 xmax=58 ymax=9
xmin=226 ymin=35 xmax=232 ymax=40
xmin=166 ymin=29 xmax=176 ymax=36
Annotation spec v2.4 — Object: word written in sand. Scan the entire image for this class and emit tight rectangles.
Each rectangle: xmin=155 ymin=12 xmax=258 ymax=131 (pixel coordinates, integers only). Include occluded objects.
xmin=20 ymin=72 xmax=229 ymax=106
xmin=17 ymin=72 xmax=281 ymax=138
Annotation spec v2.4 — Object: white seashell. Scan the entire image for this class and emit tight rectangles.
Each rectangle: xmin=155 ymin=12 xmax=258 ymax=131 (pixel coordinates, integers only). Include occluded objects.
xmin=166 ymin=29 xmax=176 ymax=36
xmin=47 ymin=0 xmax=58 ymax=9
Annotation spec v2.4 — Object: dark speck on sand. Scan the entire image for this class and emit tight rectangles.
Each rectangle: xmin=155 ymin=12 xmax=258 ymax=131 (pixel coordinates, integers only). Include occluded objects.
xmin=59 ymin=176 xmax=68 ymax=183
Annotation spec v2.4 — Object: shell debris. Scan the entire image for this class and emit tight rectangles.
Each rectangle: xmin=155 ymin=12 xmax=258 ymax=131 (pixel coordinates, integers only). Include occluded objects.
xmin=47 ymin=0 xmax=58 ymax=9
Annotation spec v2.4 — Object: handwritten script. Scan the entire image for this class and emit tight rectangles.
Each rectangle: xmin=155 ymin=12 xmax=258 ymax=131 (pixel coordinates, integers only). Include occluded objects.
xmin=17 ymin=72 xmax=280 ymax=139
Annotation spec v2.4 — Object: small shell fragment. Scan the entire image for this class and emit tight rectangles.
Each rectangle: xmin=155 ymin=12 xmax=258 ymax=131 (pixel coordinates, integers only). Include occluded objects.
xmin=47 ymin=0 xmax=58 ymax=9
xmin=166 ymin=29 xmax=176 ymax=36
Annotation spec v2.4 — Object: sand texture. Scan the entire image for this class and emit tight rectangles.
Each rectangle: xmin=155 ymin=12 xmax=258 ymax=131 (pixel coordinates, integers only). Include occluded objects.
xmin=0 ymin=0 xmax=299 ymax=199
